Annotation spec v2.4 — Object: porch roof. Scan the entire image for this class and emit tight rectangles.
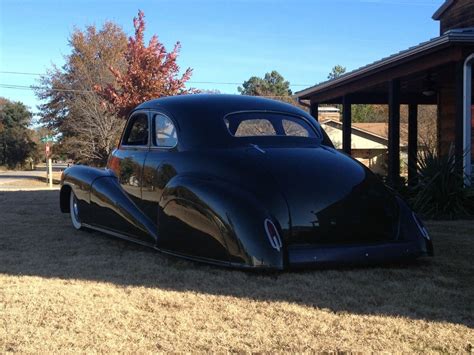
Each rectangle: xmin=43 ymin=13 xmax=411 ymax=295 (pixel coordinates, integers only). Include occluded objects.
xmin=295 ymin=30 xmax=474 ymax=103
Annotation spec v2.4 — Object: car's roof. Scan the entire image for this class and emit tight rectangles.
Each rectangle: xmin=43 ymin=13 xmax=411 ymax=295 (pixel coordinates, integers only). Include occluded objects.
xmin=133 ymin=94 xmax=319 ymax=149
xmin=134 ymin=94 xmax=305 ymax=116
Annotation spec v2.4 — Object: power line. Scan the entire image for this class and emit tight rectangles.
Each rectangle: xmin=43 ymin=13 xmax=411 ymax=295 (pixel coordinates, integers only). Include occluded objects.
xmin=0 ymin=71 xmax=43 ymax=76
xmin=0 ymin=83 xmax=296 ymax=99
xmin=0 ymin=84 xmax=32 ymax=90
xmin=0 ymin=70 xmax=314 ymax=87
xmin=0 ymin=83 xmax=94 ymax=93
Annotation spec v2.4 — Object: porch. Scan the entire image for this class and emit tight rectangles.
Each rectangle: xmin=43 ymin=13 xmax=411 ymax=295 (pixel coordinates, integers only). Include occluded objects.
xmin=296 ymin=30 xmax=474 ymax=186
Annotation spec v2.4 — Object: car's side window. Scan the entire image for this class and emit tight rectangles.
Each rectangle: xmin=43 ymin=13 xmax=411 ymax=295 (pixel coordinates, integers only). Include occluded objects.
xmin=154 ymin=114 xmax=177 ymax=148
xmin=123 ymin=113 xmax=149 ymax=146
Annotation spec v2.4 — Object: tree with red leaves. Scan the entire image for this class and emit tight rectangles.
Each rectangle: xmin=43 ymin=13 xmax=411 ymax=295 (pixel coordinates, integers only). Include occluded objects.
xmin=95 ymin=10 xmax=193 ymax=118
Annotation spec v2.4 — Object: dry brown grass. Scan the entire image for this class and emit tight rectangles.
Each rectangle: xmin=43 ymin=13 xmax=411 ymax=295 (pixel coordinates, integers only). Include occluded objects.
xmin=0 ymin=190 xmax=473 ymax=352
xmin=0 ymin=172 xmax=62 ymax=189
xmin=0 ymin=178 xmax=51 ymax=188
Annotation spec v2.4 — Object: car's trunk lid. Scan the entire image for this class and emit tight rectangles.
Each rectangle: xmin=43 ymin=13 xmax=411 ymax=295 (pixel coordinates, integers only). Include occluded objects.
xmin=246 ymin=145 xmax=400 ymax=245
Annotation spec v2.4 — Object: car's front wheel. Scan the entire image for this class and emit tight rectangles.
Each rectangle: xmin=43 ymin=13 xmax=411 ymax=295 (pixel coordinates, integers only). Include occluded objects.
xmin=69 ymin=191 xmax=82 ymax=230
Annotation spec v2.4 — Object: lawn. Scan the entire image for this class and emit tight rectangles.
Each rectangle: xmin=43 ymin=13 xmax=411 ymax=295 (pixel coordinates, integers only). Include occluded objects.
xmin=0 ymin=190 xmax=472 ymax=352
xmin=0 ymin=178 xmax=52 ymax=189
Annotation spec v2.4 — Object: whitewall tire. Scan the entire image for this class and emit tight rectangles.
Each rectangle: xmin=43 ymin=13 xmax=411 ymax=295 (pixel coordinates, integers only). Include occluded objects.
xmin=69 ymin=191 xmax=82 ymax=230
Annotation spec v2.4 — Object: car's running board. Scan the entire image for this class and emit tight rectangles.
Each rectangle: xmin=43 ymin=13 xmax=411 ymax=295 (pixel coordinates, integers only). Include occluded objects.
xmin=82 ymin=223 xmax=156 ymax=249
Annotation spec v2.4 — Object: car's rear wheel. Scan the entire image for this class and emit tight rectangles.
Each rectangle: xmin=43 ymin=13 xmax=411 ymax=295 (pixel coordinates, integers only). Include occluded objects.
xmin=69 ymin=191 xmax=82 ymax=230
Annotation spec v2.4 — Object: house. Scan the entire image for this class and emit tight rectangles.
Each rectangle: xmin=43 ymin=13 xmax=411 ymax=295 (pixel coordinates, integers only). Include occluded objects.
xmin=295 ymin=0 xmax=474 ymax=186
xmin=317 ymin=106 xmax=341 ymax=121
xmin=320 ymin=119 xmax=408 ymax=175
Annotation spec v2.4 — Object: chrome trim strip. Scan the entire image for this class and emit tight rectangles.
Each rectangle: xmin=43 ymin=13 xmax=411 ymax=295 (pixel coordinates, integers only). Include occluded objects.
xmin=82 ymin=223 xmax=155 ymax=249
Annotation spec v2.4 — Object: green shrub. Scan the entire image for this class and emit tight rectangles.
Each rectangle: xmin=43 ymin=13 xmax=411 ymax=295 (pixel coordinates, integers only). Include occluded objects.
xmin=409 ymin=149 xmax=474 ymax=219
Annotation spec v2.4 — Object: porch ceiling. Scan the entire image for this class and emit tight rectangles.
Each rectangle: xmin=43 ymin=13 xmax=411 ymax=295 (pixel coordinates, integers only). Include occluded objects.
xmin=318 ymin=64 xmax=474 ymax=105
xmin=295 ymin=32 xmax=474 ymax=105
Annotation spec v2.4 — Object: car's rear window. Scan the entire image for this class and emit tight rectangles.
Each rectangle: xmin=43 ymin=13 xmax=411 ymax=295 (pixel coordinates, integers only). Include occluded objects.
xmin=224 ymin=112 xmax=319 ymax=139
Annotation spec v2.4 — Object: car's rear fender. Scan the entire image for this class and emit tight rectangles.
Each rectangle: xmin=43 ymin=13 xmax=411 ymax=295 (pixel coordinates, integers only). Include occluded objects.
xmin=159 ymin=175 xmax=286 ymax=270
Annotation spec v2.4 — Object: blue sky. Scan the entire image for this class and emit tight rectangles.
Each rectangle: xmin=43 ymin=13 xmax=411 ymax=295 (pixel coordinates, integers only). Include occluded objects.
xmin=0 ymin=0 xmax=443 ymax=117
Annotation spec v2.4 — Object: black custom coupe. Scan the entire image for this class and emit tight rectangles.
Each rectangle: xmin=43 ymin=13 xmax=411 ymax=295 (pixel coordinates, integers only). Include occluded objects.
xmin=60 ymin=94 xmax=433 ymax=270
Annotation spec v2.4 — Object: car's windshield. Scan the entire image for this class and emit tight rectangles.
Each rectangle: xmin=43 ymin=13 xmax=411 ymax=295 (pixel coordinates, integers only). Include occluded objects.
xmin=224 ymin=112 xmax=321 ymax=141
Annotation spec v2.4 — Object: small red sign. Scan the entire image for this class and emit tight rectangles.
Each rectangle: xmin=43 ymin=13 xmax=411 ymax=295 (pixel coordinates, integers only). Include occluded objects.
xmin=45 ymin=143 xmax=51 ymax=157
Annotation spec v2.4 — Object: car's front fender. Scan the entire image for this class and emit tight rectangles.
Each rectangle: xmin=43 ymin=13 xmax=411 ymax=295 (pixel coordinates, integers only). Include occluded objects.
xmin=60 ymin=165 xmax=115 ymax=212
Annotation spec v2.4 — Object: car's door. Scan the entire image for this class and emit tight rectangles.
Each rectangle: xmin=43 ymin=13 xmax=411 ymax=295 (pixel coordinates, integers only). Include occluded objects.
xmin=142 ymin=113 xmax=230 ymax=262
xmin=110 ymin=111 xmax=149 ymax=200
xmin=105 ymin=110 xmax=155 ymax=244
xmin=141 ymin=112 xmax=179 ymax=224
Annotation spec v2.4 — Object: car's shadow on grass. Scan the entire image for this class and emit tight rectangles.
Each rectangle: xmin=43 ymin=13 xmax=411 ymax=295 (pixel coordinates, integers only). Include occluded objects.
xmin=1 ymin=190 xmax=472 ymax=328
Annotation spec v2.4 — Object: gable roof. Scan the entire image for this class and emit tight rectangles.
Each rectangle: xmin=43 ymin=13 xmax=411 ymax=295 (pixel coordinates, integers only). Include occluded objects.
xmin=320 ymin=119 xmax=409 ymax=146
xmin=318 ymin=106 xmax=340 ymax=113
xmin=432 ymin=0 xmax=454 ymax=20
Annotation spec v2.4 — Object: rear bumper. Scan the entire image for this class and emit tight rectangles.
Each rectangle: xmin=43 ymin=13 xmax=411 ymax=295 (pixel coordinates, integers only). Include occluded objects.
xmin=287 ymin=239 xmax=431 ymax=269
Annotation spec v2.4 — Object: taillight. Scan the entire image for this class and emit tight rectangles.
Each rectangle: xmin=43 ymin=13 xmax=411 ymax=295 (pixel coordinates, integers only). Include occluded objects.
xmin=264 ymin=219 xmax=282 ymax=252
